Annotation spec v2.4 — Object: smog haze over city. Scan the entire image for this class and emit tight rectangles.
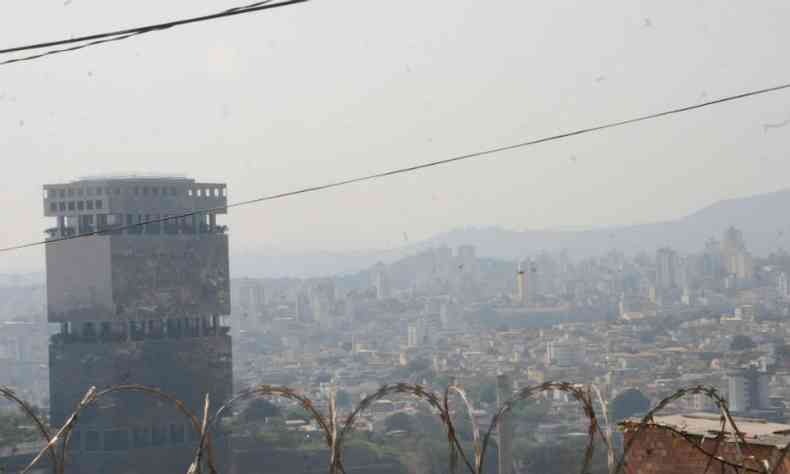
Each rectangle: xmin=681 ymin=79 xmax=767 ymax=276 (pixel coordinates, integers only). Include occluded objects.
xmin=4 ymin=1 xmax=790 ymax=473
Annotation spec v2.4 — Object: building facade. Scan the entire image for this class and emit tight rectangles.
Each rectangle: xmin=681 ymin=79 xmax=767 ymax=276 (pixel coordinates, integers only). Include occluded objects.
xmin=621 ymin=413 xmax=790 ymax=473
xmin=43 ymin=176 xmax=233 ymax=473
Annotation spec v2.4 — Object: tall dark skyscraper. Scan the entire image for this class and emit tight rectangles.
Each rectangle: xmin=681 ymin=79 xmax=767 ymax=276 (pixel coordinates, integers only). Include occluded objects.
xmin=43 ymin=176 xmax=232 ymax=473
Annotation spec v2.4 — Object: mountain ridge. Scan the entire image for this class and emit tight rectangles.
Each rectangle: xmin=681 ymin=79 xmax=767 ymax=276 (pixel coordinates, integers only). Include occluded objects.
xmin=231 ymin=187 xmax=790 ymax=277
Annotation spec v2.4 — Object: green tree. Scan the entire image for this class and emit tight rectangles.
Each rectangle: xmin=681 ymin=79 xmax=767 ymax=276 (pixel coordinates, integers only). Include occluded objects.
xmin=449 ymin=413 xmax=475 ymax=441
xmin=515 ymin=438 xmax=609 ymax=474
xmin=336 ymin=390 xmax=353 ymax=408
xmin=432 ymin=373 xmax=453 ymax=389
xmin=609 ymin=388 xmax=650 ymax=422
xmin=731 ymin=335 xmax=756 ymax=351
xmin=384 ymin=412 xmax=415 ymax=433
xmin=0 ymin=409 xmax=44 ymax=448
xmin=408 ymin=358 xmax=431 ymax=373
xmin=242 ymin=398 xmax=281 ymax=421
xmin=480 ymin=383 xmax=498 ymax=405
xmin=512 ymin=400 xmax=551 ymax=424
xmin=285 ymin=407 xmax=312 ymax=423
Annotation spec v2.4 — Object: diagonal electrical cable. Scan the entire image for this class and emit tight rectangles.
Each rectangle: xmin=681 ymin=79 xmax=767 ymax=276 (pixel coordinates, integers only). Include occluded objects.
xmin=1 ymin=80 xmax=789 ymax=253
xmin=0 ymin=0 xmax=307 ymax=65
xmin=1 ymin=32 xmax=145 ymax=66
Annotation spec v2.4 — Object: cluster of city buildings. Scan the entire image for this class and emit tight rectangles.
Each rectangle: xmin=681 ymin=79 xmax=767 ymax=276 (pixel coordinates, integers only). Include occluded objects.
xmin=4 ymin=176 xmax=790 ymax=472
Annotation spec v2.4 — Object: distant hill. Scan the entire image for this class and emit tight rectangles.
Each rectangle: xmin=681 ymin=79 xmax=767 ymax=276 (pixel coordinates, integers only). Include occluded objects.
xmin=231 ymin=188 xmax=790 ymax=277
xmin=426 ymin=188 xmax=790 ymax=259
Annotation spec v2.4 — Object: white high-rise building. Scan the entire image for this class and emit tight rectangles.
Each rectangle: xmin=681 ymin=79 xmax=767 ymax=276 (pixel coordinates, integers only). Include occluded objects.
xmin=516 ymin=259 xmax=539 ymax=304
xmin=779 ymin=272 xmax=790 ymax=298
xmin=407 ymin=324 xmax=420 ymax=348
xmin=374 ymin=262 xmax=391 ymax=300
xmin=516 ymin=261 xmax=529 ymax=305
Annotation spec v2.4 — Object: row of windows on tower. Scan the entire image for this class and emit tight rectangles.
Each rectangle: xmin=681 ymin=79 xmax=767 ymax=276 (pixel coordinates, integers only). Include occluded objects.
xmin=49 ymin=200 xmax=104 ymax=212
xmin=56 ymin=317 xmax=227 ymax=343
xmin=47 ymin=213 xmax=224 ymax=238
xmin=46 ymin=186 xmax=226 ymax=200
xmin=46 ymin=187 xmax=119 ymax=199
xmin=69 ymin=423 xmax=196 ymax=452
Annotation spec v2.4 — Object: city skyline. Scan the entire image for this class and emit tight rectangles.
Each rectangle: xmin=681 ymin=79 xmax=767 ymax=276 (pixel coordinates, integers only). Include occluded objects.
xmin=7 ymin=183 xmax=790 ymax=279
xmin=5 ymin=1 xmax=790 ymax=472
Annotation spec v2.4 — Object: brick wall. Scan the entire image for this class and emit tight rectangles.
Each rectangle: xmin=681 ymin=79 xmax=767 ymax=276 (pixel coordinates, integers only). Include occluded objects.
xmin=623 ymin=426 xmax=790 ymax=474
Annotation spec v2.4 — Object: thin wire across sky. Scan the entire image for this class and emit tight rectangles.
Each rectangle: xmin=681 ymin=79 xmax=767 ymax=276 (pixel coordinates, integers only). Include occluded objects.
xmin=0 ymin=0 xmax=310 ymax=66
xmin=1 ymin=81 xmax=789 ymax=253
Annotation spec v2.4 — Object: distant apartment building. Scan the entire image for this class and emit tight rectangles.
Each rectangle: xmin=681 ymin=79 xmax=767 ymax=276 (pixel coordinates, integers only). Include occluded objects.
xmin=655 ymin=247 xmax=678 ymax=291
xmin=779 ymin=272 xmax=790 ymax=298
xmin=237 ymin=279 xmax=265 ymax=318
xmin=702 ymin=237 xmax=724 ymax=276
xmin=516 ymin=258 xmax=543 ymax=304
xmin=545 ymin=338 xmax=584 ymax=367
xmin=457 ymin=244 xmax=476 ymax=266
xmin=407 ymin=323 xmax=420 ymax=348
xmin=373 ymin=262 xmax=391 ymax=300
xmin=722 ymin=226 xmax=754 ymax=282
xmin=726 ymin=368 xmax=771 ymax=413
xmin=43 ymin=176 xmax=233 ymax=473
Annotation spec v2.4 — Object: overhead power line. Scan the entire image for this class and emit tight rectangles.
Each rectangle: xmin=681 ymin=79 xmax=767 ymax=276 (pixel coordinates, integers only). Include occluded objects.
xmin=0 ymin=0 xmax=309 ymax=66
xmin=2 ymin=81 xmax=789 ymax=253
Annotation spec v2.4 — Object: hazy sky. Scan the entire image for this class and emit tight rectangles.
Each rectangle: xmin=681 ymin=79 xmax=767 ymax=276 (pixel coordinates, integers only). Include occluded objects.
xmin=2 ymin=0 xmax=790 ymax=273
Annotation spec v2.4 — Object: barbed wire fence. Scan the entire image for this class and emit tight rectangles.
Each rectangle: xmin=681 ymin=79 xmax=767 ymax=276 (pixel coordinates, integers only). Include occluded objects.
xmin=1 ymin=381 xmax=784 ymax=474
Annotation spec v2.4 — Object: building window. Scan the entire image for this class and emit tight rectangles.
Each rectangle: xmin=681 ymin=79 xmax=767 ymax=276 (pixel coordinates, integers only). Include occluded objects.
xmin=87 ymin=200 xmax=94 ymax=210
xmin=85 ymin=430 xmax=101 ymax=451
xmin=188 ymin=424 xmax=200 ymax=442
xmin=151 ymin=425 xmax=166 ymax=447
xmin=196 ymin=189 xmax=202 ymax=197
xmin=222 ymin=188 xmax=227 ymax=197
xmin=77 ymin=201 xmax=84 ymax=211
xmin=70 ymin=431 xmax=82 ymax=452
xmin=104 ymin=429 xmax=129 ymax=451
xmin=49 ymin=202 xmax=57 ymax=212
xmin=95 ymin=200 xmax=103 ymax=209
xmin=152 ymin=187 xmax=159 ymax=196
xmin=148 ymin=215 xmax=161 ymax=234
xmin=170 ymin=424 xmax=185 ymax=445
xmin=188 ymin=189 xmax=193 ymax=196
xmin=133 ymin=427 xmax=151 ymax=448
xmin=59 ymin=202 xmax=66 ymax=211
xmin=170 ymin=187 xmax=177 ymax=196
xmin=59 ymin=189 xmax=65 ymax=198
xmin=134 ymin=187 xmax=140 ymax=195
xmin=142 ymin=187 xmax=149 ymax=196
xmin=68 ymin=201 xmax=75 ymax=211
xmin=97 ymin=187 xmax=103 ymax=195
